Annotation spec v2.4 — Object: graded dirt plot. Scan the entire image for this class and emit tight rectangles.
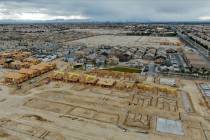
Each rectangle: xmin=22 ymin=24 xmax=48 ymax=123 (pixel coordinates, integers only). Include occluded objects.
xmin=23 ymin=82 xmax=183 ymax=130
xmin=180 ymin=80 xmax=210 ymax=116
xmin=0 ymin=129 xmax=20 ymax=140
xmin=69 ymin=28 xmax=127 ymax=35
xmin=181 ymin=91 xmax=195 ymax=113
xmin=204 ymin=130 xmax=210 ymax=140
xmin=67 ymin=107 xmax=119 ymax=124
xmin=2 ymin=120 xmax=47 ymax=138
xmin=44 ymin=132 xmax=65 ymax=140
xmin=1 ymin=80 xmax=210 ymax=140
xmin=69 ymin=35 xmax=183 ymax=49
xmin=24 ymin=98 xmax=74 ymax=114
xmin=0 ymin=118 xmax=68 ymax=140
xmin=36 ymin=90 xmax=130 ymax=110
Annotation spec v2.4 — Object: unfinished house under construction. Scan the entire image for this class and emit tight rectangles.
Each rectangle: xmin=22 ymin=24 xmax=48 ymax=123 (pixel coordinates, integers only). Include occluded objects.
xmin=4 ymin=63 xmax=56 ymax=84
xmin=5 ymin=72 xmax=28 ymax=84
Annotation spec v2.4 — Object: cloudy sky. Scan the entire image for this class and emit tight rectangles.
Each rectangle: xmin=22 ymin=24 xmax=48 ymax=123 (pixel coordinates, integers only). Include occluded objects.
xmin=0 ymin=0 xmax=210 ymax=22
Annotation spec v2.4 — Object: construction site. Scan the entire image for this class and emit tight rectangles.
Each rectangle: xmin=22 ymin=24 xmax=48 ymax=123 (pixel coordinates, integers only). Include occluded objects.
xmin=0 ymin=59 xmax=210 ymax=140
xmin=0 ymin=25 xmax=210 ymax=140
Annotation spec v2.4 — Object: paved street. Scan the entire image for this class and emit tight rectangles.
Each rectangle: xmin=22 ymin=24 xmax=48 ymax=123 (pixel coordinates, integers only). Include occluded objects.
xmin=172 ymin=26 xmax=210 ymax=68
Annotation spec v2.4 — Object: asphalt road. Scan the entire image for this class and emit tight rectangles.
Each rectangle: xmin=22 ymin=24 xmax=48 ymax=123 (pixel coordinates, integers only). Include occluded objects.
xmin=172 ymin=26 xmax=210 ymax=68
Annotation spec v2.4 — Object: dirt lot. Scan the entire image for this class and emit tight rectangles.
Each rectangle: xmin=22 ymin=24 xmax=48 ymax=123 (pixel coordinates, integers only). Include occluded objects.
xmin=1 ymin=77 xmax=210 ymax=140
xmin=68 ymin=35 xmax=183 ymax=49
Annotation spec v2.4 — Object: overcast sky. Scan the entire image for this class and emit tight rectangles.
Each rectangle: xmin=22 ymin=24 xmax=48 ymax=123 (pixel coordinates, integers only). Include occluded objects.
xmin=0 ymin=0 xmax=210 ymax=22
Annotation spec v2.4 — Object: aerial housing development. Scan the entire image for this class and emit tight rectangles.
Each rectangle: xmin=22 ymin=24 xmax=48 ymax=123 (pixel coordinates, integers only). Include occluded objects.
xmin=0 ymin=23 xmax=210 ymax=140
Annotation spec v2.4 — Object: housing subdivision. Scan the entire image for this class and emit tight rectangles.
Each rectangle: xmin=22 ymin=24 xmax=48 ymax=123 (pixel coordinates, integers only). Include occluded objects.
xmin=0 ymin=23 xmax=210 ymax=140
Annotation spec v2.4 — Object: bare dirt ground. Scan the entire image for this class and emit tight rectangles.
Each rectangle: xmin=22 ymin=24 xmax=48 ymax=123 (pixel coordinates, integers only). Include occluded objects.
xmin=0 ymin=57 xmax=210 ymax=140
xmin=68 ymin=35 xmax=183 ymax=49
xmin=1 ymin=77 xmax=210 ymax=140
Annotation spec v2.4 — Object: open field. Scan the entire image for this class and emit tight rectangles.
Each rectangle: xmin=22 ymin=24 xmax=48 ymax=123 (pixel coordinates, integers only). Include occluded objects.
xmin=68 ymin=35 xmax=183 ymax=48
